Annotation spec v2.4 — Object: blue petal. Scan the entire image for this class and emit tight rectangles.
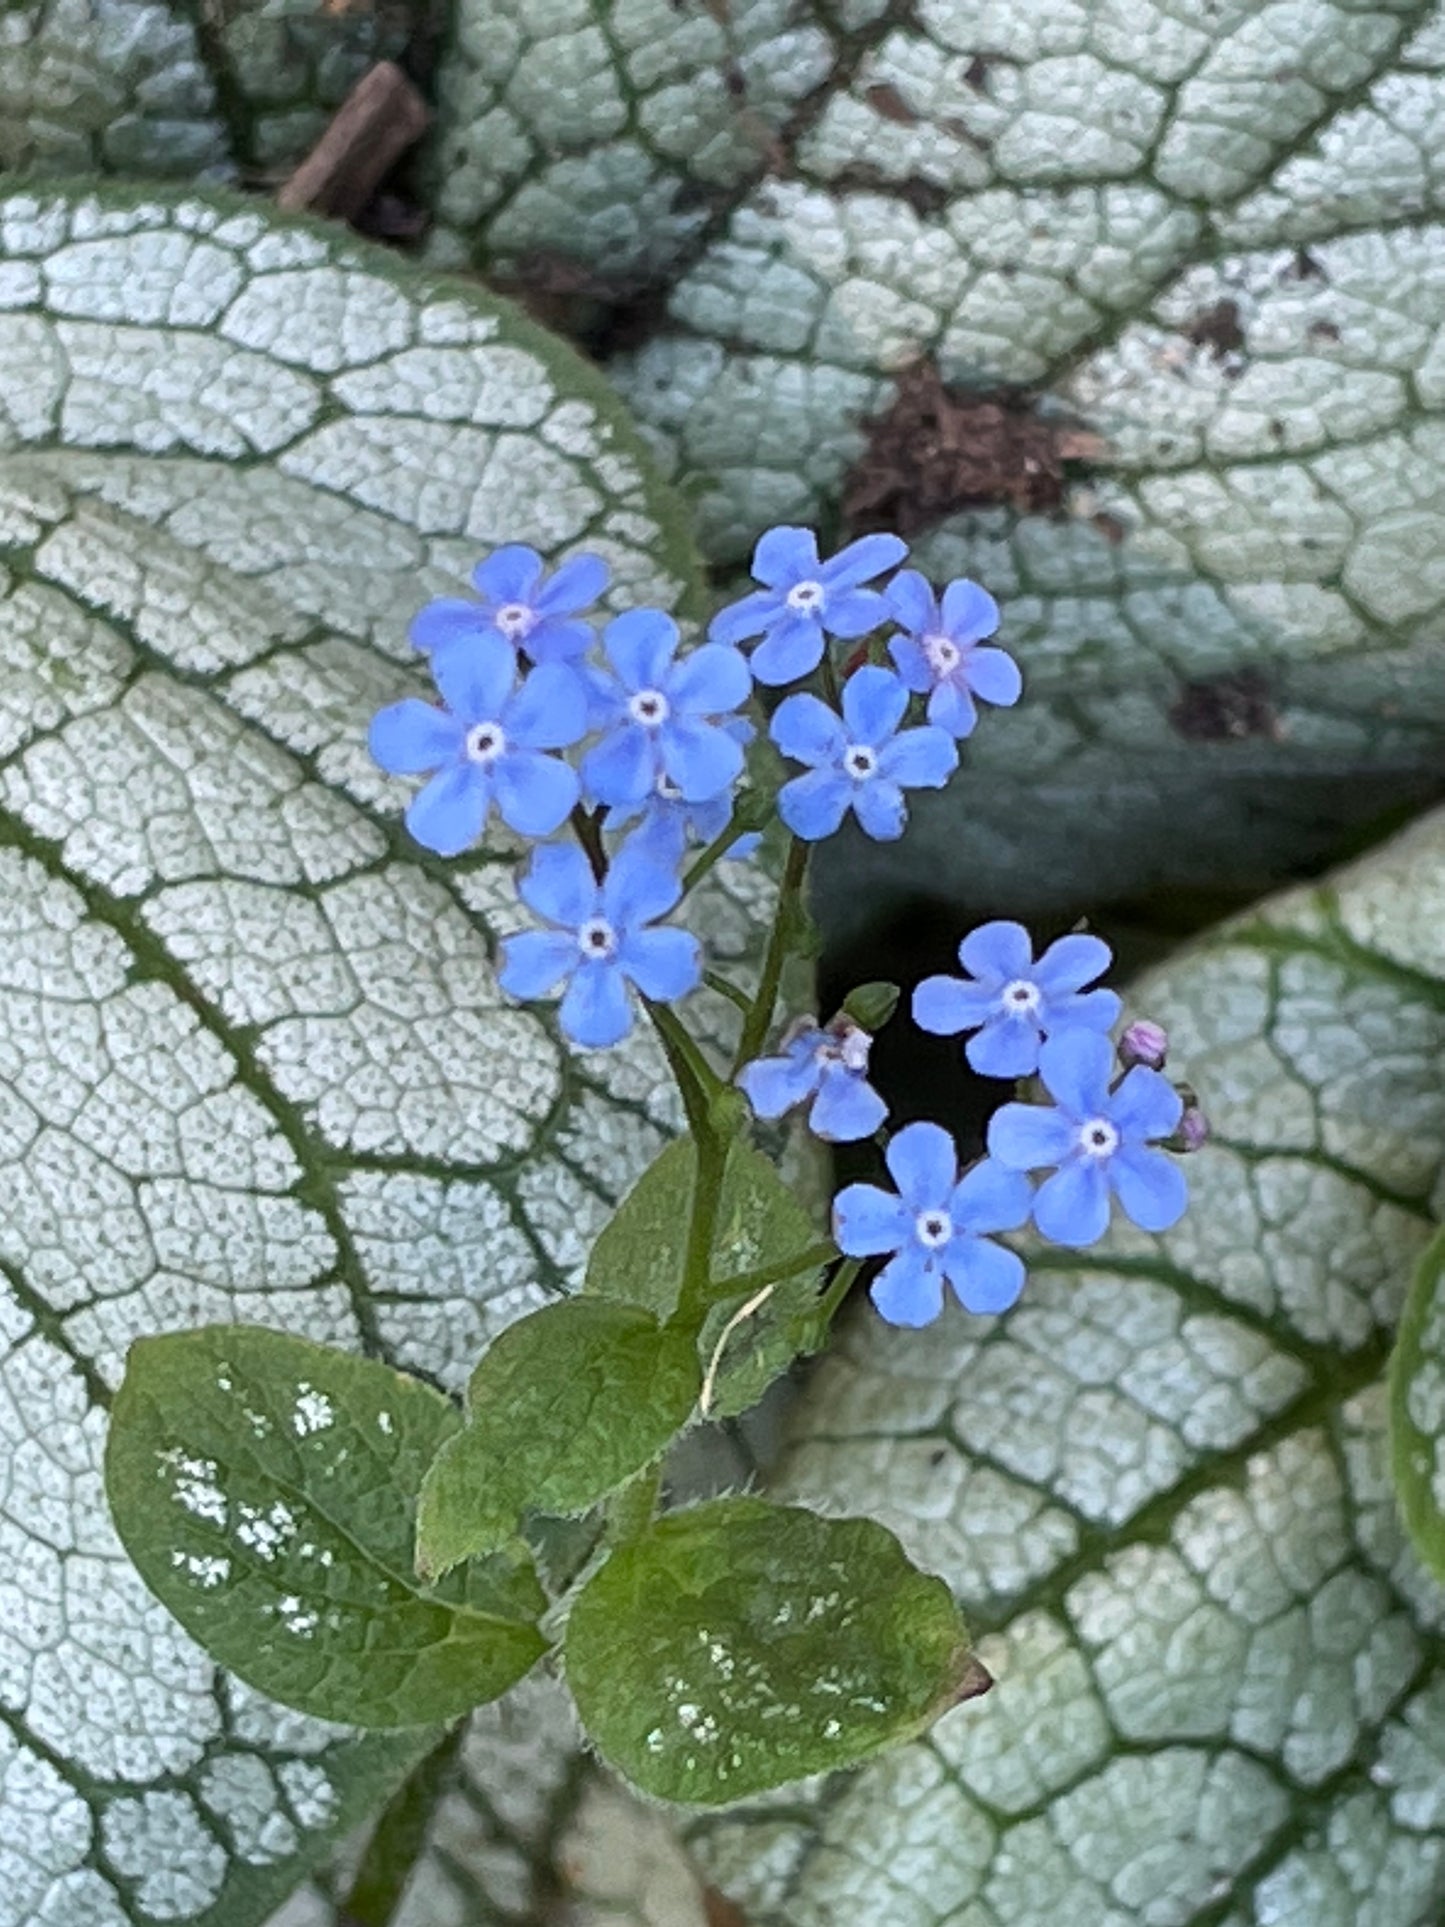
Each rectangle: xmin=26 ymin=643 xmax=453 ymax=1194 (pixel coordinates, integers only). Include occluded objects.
xmin=883 ymin=569 xmax=937 ymax=637
xmin=581 ymin=725 xmax=655 ymax=808
xmin=668 ymin=643 xmax=751 ymax=716
xmin=887 ymin=635 xmax=933 ymax=693
xmin=841 ymin=665 xmax=908 ymax=747
xmin=964 ymin=645 xmax=1021 ymax=706
xmin=523 ymin=616 xmax=595 ymax=664
xmin=560 ymin=962 xmax=633 ymax=1049
xmin=770 ymin=693 xmax=846 ymax=768
xmin=492 ymin=750 xmax=579 ymax=837
xmin=617 ymin=926 xmax=700 ymax=1003
xmin=1032 ymin=932 xmax=1113 ymax=997
xmin=949 ymin=1158 xmax=1033 ymax=1235
xmin=986 ymin=1102 xmax=1075 ymax=1171
xmin=852 ymin=778 xmax=907 ymax=842
xmin=739 ymin=1048 xmax=822 ymax=1119
xmin=825 ymin=587 xmax=892 ymax=638
xmin=409 ymin=598 xmax=491 ymax=651
xmin=927 ymin=680 xmax=978 ymax=739
xmin=820 ymin=532 xmax=908 ymax=590
xmin=602 ymin=835 xmax=681 ymax=929
xmin=750 ymin=612 xmax=825 ymax=685
xmin=660 ymin=718 xmax=744 ymax=802
xmin=912 ymin=975 xmax=997 ymax=1036
xmin=405 ymin=765 xmax=490 ymax=856
xmin=473 ymin=544 xmax=542 ymax=606
xmin=752 ymin=525 xmax=819 ymax=588
xmin=498 ymin=929 xmax=577 ymax=999
xmin=432 ymin=631 xmax=517 ymax=723
xmin=627 ymin=802 xmax=689 ymax=870
xmin=505 ymin=660 xmax=588 ymax=749
xmin=369 ymin=698 xmax=462 ymax=775
xmin=534 ymin=552 xmax=607 ymax=616
xmin=1037 ymin=1029 xmax=1114 ymax=1119
xmin=779 ymin=768 xmax=852 ymax=841
xmin=808 ymin=1065 xmax=887 ymax=1142
xmin=832 ymin=1183 xmax=911 ymax=1258
xmin=603 ymin=608 xmax=678 ymax=692
xmin=1108 ymin=1066 xmax=1183 ymax=1143
xmin=708 ymin=588 xmax=782 ymax=647
xmin=885 ymin=1120 xmax=956 ymax=1212
xmin=877 ymin=725 xmax=957 ymax=789
xmin=518 ymin=842 xmax=598 ymax=929
xmin=958 ymin=919 xmax=1032 ymax=986
xmin=1033 ymin=1158 xmax=1111 ymax=1247
xmin=944 ymin=1236 xmax=1025 ymax=1315
xmin=1110 ymin=1144 xmax=1188 ymax=1232
xmin=940 ymin=577 xmax=1000 ymax=643
xmin=965 ymin=1011 xmax=1043 ymax=1079
xmin=869 ymin=1251 xmax=943 ymax=1327
xmin=1043 ymin=987 xmax=1123 ymax=1036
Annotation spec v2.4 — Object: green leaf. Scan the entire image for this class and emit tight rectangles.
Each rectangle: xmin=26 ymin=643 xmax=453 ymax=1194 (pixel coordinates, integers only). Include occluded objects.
xmin=688 ymin=806 xmax=1445 ymax=1924
xmin=0 ymin=178 xmax=746 ymax=1925
xmin=564 ymin=1495 xmax=975 ymax=1805
xmin=1390 ymin=1225 xmax=1445 ymax=1580
xmin=416 ymin=1299 xmax=701 ymax=1578
xmin=107 ymin=1325 xmax=548 ymax=1725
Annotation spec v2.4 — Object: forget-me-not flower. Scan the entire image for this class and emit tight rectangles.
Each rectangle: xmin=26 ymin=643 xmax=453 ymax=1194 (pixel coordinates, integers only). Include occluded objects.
xmin=914 ymin=920 xmax=1121 ymax=1079
xmin=369 ymin=633 xmax=585 ymax=855
xmin=409 ymin=545 xmax=607 ymax=663
xmin=606 ymin=772 xmax=761 ymax=868
xmin=771 ymin=665 xmax=957 ymax=842
xmin=709 ymin=526 xmax=908 ymax=685
xmin=498 ymin=836 xmax=700 ymax=1049
xmin=738 ymin=1018 xmax=887 ymax=1143
xmin=987 ymin=1030 xmax=1188 ymax=1246
xmin=833 ymin=1121 xmax=1033 ymax=1325
xmin=582 ymin=610 xmax=751 ymax=807
xmin=885 ymin=572 xmax=1022 ymax=738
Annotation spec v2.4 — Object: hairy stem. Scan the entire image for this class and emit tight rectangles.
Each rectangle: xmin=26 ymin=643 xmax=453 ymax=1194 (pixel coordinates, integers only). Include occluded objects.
xmin=731 ymin=835 xmax=809 ymax=1074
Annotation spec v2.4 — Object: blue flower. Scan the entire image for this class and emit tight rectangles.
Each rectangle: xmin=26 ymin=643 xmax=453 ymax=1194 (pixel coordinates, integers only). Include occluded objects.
xmin=833 ymin=1121 xmax=1032 ymax=1325
xmin=582 ymin=610 xmax=752 ymax=808
xmin=913 ymin=920 xmax=1121 ymax=1079
xmin=606 ymin=774 xmax=761 ymax=868
xmin=987 ymin=1030 xmax=1188 ymax=1246
xmin=738 ymin=1019 xmax=887 ymax=1143
xmin=498 ymin=836 xmax=701 ymax=1049
xmin=771 ymin=665 xmax=957 ymax=842
xmin=409 ymin=545 xmax=607 ymax=663
xmin=885 ymin=571 xmax=1022 ymax=738
xmin=709 ymin=526 xmax=908 ymax=685
xmin=369 ymin=634 xmax=585 ymax=855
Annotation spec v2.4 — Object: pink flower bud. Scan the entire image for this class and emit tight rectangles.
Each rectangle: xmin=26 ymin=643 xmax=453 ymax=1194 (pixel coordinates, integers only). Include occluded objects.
xmin=1178 ymin=1105 xmax=1210 ymax=1154
xmin=1119 ymin=1019 xmax=1169 ymax=1070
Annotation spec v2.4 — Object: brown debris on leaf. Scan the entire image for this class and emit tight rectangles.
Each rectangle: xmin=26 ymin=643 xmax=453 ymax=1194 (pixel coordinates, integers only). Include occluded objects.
xmin=277 ymin=61 xmax=430 ymax=222
xmin=1185 ymin=298 xmax=1245 ymax=359
xmin=1169 ymin=669 xmax=1282 ymax=742
xmin=843 ymin=362 xmax=1105 ymax=537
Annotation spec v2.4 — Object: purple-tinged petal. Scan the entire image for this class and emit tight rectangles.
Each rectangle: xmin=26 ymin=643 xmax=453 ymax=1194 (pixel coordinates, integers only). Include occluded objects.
xmin=963 ymin=645 xmax=1022 ymax=707
xmin=949 ymin=1159 xmax=1033 ymax=1235
xmin=832 ymin=1182 xmax=911 ymax=1257
xmin=779 ymin=768 xmax=852 ymax=841
xmin=668 ymin=643 xmax=752 ymax=716
xmin=739 ymin=1049 xmax=822 ymax=1120
xmin=852 ymin=777 xmax=907 ymax=842
xmin=522 ymin=616 xmax=595 ymax=664
xmin=944 ymin=1236 xmax=1025 ymax=1314
xmin=958 ymin=919 xmax=1032 ymax=985
xmin=750 ymin=612 xmax=825 ymax=685
xmin=825 ymin=587 xmax=892 ymax=638
xmin=1033 ymin=1159 xmax=1110 ymax=1247
xmin=491 ymin=750 xmax=578 ymax=838
xmin=405 ymin=764 xmax=490 ymax=857
xmin=561 ymin=963 xmax=633 ymax=1049
xmin=927 ymin=679 xmax=978 ymax=739
xmin=986 ymin=1102 xmax=1076 ymax=1171
xmin=885 ymin=1119 xmax=956 ymax=1212
xmin=819 ymin=531 xmax=908 ymax=590
xmin=602 ymin=835 xmax=681 ymax=929
xmin=603 ymin=608 xmax=679 ymax=691
xmin=809 ymin=1065 xmax=887 ymax=1142
xmin=1031 ymin=932 xmax=1113 ymax=998
xmin=708 ymin=588 xmax=783 ymax=647
xmin=752 ymin=525 xmax=819 ymax=588
xmin=883 ymin=569 xmax=938 ymax=636
xmin=432 ymin=631 xmax=517 ymax=723
xmin=877 ymin=724 xmax=957 ymax=789
xmin=940 ymin=577 xmax=999 ymax=643
xmin=409 ymin=598 xmax=492 ymax=652
xmin=660 ymin=717 xmax=744 ymax=802
xmin=617 ymin=925 xmax=700 ymax=1003
xmin=505 ymin=660 xmax=588 ymax=749
xmin=1108 ymin=1065 xmax=1184 ymax=1144
xmin=869 ymin=1251 xmax=944 ymax=1328
xmin=887 ymin=635 xmax=933 ymax=693
xmin=1043 ymin=987 xmax=1122 ymax=1036
xmin=841 ymin=665 xmax=909 ymax=746
xmin=519 ymin=842 xmax=598 ymax=929
xmin=1110 ymin=1144 xmax=1188 ymax=1232
xmin=533 ymin=552 xmax=607 ymax=616
xmin=582 ymin=726 xmax=656 ymax=808
xmin=965 ymin=1011 xmax=1042 ymax=1079
xmin=1037 ymin=1030 xmax=1114 ymax=1119
xmin=472 ymin=545 xmax=542 ymax=605
xmin=912 ymin=975 xmax=998 ymax=1036
xmin=770 ymin=692 xmax=847 ymax=768
xmin=369 ymin=698 xmax=463 ymax=775
xmin=498 ymin=929 xmax=577 ymax=1000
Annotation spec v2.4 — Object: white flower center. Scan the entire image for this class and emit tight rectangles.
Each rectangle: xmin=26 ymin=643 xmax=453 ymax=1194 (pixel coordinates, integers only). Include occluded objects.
xmin=494 ymin=601 xmax=535 ymax=639
xmin=1078 ymin=1117 xmax=1120 ymax=1160
xmin=577 ymin=917 xmax=618 ymax=962
xmin=785 ymin=579 xmax=825 ymax=613
xmin=837 ymin=1025 xmax=872 ymax=1074
xmin=843 ymin=743 xmax=878 ymax=781
xmin=921 ymin=632 xmax=961 ymax=677
xmin=464 ymin=722 xmax=507 ymax=765
xmin=629 ymin=688 xmax=670 ymax=728
xmin=915 ymin=1209 xmax=953 ymax=1250
xmin=1001 ymin=978 xmax=1041 ymax=1016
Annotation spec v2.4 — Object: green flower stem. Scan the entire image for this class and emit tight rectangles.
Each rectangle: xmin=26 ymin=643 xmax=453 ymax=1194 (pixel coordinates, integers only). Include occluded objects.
xmin=704 ymin=968 xmax=753 ymax=1016
xmin=708 ymin=1240 xmax=839 ymax=1303
xmin=643 ymin=998 xmax=719 ymax=1147
xmin=681 ymin=813 xmax=744 ymax=897
xmin=731 ymin=835 xmax=809 ymax=1075
xmin=813 ymin=1258 xmax=863 ymax=1330
xmin=570 ymin=802 xmax=608 ymax=882
xmin=678 ymin=1122 xmax=729 ymax=1323
xmin=337 ymin=1727 xmax=464 ymax=1926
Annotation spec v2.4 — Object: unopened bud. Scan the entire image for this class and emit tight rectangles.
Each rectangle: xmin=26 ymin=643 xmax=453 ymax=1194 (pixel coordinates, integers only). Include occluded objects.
xmin=1118 ymin=1019 xmax=1169 ymax=1070
xmin=1177 ymin=1105 xmax=1210 ymax=1153
xmin=840 ymin=980 xmax=900 ymax=1033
